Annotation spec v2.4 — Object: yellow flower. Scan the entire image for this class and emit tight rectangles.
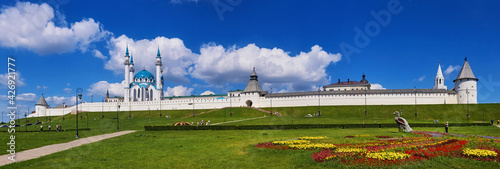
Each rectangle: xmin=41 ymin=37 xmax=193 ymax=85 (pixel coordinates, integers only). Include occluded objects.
xmin=298 ymin=136 xmax=328 ymax=140
xmin=366 ymin=152 xmax=410 ymax=160
xmin=462 ymin=148 xmax=498 ymax=158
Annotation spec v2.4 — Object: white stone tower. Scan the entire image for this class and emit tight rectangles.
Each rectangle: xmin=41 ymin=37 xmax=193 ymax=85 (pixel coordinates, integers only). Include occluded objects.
xmin=432 ymin=63 xmax=447 ymax=90
xmin=124 ymin=45 xmax=130 ymax=102
xmin=35 ymin=94 xmax=49 ymax=116
xmin=453 ymin=58 xmax=478 ymax=104
xmin=155 ymin=47 xmax=163 ymax=101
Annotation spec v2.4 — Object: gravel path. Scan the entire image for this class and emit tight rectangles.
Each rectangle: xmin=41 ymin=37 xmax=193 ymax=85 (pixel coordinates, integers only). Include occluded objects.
xmin=210 ymin=116 xmax=268 ymax=125
xmin=0 ymin=130 xmax=137 ymax=166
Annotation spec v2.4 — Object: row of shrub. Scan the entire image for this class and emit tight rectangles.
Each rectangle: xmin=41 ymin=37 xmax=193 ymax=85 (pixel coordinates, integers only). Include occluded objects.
xmin=144 ymin=123 xmax=490 ymax=131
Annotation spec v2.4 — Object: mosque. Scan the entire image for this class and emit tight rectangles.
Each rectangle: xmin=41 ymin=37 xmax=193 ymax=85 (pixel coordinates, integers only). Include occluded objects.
xmin=30 ymin=47 xmax=478 ymax=117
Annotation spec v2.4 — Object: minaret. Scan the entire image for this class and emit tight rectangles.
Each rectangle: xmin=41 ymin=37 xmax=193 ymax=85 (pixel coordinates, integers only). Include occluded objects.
xmin=124 ymin=45 xmax=130 ymax=102
xmin=433 ymin=62 xmax=447 ymax=90
xmin=453 ymin=57 xmax=478 ymax=104
xmin=129 ymin=54 xmax=135 ymax=86
xmin=155 ymin=47 xmax=163 ymax=100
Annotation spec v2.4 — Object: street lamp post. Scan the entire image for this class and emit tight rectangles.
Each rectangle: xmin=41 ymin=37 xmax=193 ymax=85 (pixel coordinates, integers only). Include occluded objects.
xmin=466 ymin=88 xmax=470 ymax=122
xmin=76 ymin=88 xmax=83 ymax=138
xmin=291 ymin=108 xmax=294 ymax=124
xmin=25 ymin=113 xmax=27 ymax=132
xmin=318 ymin=88 xmax=321 ymax=116
xmin=86 ymin=113 xmax=88 ymax=128
xmin=225 ymin=108 xmax=227 ymax=122
xmin=483 ymin=110 xmax=485 ymax=122
xmin=414 ymin=86 xmax=417 ymax=120
xmin=117 ymin=104 xmax=120 ymax=131
xmin=270 ymin=88 xmax=273 ymax=116
xmin=365 ymin=89 xmax=367 ymax=119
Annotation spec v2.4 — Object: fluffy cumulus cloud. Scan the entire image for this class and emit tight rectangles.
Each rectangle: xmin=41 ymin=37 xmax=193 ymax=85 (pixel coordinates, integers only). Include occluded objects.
xmin=46 ymin=96 xmax=76 ymax=105
xmin=16 ymin=93 xmax=37 ymax=101
xmin=444 ymin=65 xmax=461 ymax=76
xmin=87 ymin=80 xmax=125 ymax=97
xmin=104 ymin=35 xmax=197 ymax=84
xmin=200 ymin=90 xmax=215 ymax=95
xmin=191 ymin=44 xmax=341 ymax=91
xmin=164 ymin=85 xmax=194 ymax=97
xmin=0 ymin=72 xmax=25 ymax=87
xmin=0 ymin=2 xmax=110 ymax=55
xmin=63 ymin=88 xmax=72 ymax=93
xmin=371 ymin=83 xmax=386 ymax=90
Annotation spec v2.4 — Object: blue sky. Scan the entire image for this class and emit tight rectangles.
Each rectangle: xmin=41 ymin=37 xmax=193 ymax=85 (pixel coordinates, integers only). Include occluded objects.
xmin=1 ymin=0 xmax=500 ymax=120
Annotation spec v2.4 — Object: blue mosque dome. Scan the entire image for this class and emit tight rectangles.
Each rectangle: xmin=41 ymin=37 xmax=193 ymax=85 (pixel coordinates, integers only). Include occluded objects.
xmin=135 ymin=70 xmax=155 ymax=81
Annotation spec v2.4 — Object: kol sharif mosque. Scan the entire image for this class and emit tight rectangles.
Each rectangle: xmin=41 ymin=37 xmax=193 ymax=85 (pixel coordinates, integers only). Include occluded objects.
xmin=30 ymin=47 xmax=478 ymax=117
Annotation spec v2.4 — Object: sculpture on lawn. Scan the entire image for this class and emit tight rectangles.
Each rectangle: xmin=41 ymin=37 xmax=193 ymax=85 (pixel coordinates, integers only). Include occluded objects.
xmin=393 ymin=111 xmax=412 ymax=132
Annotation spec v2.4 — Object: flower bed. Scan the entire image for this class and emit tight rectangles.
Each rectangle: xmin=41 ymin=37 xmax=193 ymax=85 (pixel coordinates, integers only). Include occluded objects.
xmin=255 ymin=132 xmax=500 ymax=166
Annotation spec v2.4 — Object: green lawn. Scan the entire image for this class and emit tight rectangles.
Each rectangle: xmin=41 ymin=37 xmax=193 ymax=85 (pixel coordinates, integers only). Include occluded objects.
xmin=3 ymin=127 xmax=500 ymax=168
xmin=1 ymin=104 xmax=500 ymax=168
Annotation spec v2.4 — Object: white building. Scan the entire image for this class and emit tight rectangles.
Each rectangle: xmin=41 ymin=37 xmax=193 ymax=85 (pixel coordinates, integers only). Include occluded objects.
xmin=30 ymin=53 xmax=478 ymax=117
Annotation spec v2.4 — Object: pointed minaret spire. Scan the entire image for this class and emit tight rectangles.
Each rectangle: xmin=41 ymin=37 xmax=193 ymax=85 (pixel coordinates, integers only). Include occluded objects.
xmin=130 ymin=54 xmax=134 ymax=65
xmin=433 ymin=62 xmax=447 ymax=90
xmin=157 ymin=47 xmax=161 ymax=58
xmin=126 ymin=44 xmax=129 ymax=56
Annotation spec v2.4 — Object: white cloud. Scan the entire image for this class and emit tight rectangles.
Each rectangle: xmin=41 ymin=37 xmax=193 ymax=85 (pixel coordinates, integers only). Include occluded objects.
xmin=444 ymin=65 xmax=461 ymax=76
xmin=164 ymin=85 xmax=193 ymax=97
xmin=191 ymin=43 xmax=341 ymax=92
xmin=0 ymin=2 xmax=110 ymax=55
xmin=104 ymin=35 xmax=197 ymax=84
xmin=87 ymin=80 xmax=125 ymax=97
xmin=200 ymin=90 xmax=215 ymax=95
xmin=63 ymin=88 xmax=72 ymax=93
xmin=46 ymin=96 xmax=76 ymax=105
xmin=36 ymin=85 xmax=48 ymax=90
xmin=418 ymin=75 xmax=426 ymax=82
xmin=16 ymin=93 xmax=37 ymax=101
xmin=371 ymin=83 xmax=386 ymax=90
xmin=0 ymin=95 xmax=8 ymax=100
xmin=93 ymin=49 xmax=106 ymax=59
xmin=0 ymin=72 xmax=25 ymax=87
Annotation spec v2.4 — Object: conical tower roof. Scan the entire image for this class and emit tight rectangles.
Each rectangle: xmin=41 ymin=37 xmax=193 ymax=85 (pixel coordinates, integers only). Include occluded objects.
xmin=243 ymin=67 xmax=263 ymax=93
xmin=453 ymin=58 xmax=478 ymax=82
xmin=436 ymin=64 xmax=444 ymax=78
xmin=36 ymin=94 xmax=49 ymax=107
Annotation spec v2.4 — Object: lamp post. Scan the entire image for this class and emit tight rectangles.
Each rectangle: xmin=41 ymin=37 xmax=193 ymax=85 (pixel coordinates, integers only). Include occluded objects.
xmin=25 ymin=113 xmax=27 ymax=132
xmin=229 ymin=92 xmax=232 ymax=116
xmin=225 ymin=108 xmax=227 ymax=122
xmin=1 ymin=111 xmax=3 ymax=123
xmin=76 ymin=88 xmax=83 ymax=138
xmin=466 ymin=88 xmax=470 ymax=122
xmin=117 ymin=104 xmax=120 ymax=131
xmin=270 ymin=88 xmax=273 ymax=116
xmin=101 ymin=99 xmax=104 ymax=118
xmin=86 ymin=113 xmax=88 ymax=128
xmin=291 ymin=108 xmax=294 ymax=124
xmin=483 ymin=110 xmax=485 ymax=122
xmin=414 ymin=86 xmax=417 ymax=120
xmin=318 ymin=88 xmax=321 ymax=116
xmin=364 ymin=89 xmax=367 ymax=119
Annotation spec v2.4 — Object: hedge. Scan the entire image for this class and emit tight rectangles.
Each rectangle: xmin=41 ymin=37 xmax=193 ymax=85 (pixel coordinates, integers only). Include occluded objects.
xmin=144 ymin=123 xmax=490 ymax=131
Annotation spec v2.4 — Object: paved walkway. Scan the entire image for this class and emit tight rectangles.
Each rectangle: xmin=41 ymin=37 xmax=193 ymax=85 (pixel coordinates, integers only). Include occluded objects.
xmin=210 ymin=116 xmax=268 ymax=125
xmin=0 ymin=130 xmax=137 ymax=166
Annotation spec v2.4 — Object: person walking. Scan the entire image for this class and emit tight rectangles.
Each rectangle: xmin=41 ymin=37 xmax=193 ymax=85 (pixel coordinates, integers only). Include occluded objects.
xmin=56 ymin=124 xmax=59 ymax=132
xmin=48 ymin=125 xmax=52 ymax=132
xmin=497 ymin=119 xmax=499 ymax=125
xmin=445 ymin=122 xmax=449 ymax=134
xmin=40 ymin=124 xmax=43 ymax=132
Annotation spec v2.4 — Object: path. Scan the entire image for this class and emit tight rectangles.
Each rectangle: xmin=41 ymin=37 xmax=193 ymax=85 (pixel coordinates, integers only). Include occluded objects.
xmin=0 ymin=130 xmax=137 ymax=166
xmin=210 ymin=116 xmax=268 ymax=125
